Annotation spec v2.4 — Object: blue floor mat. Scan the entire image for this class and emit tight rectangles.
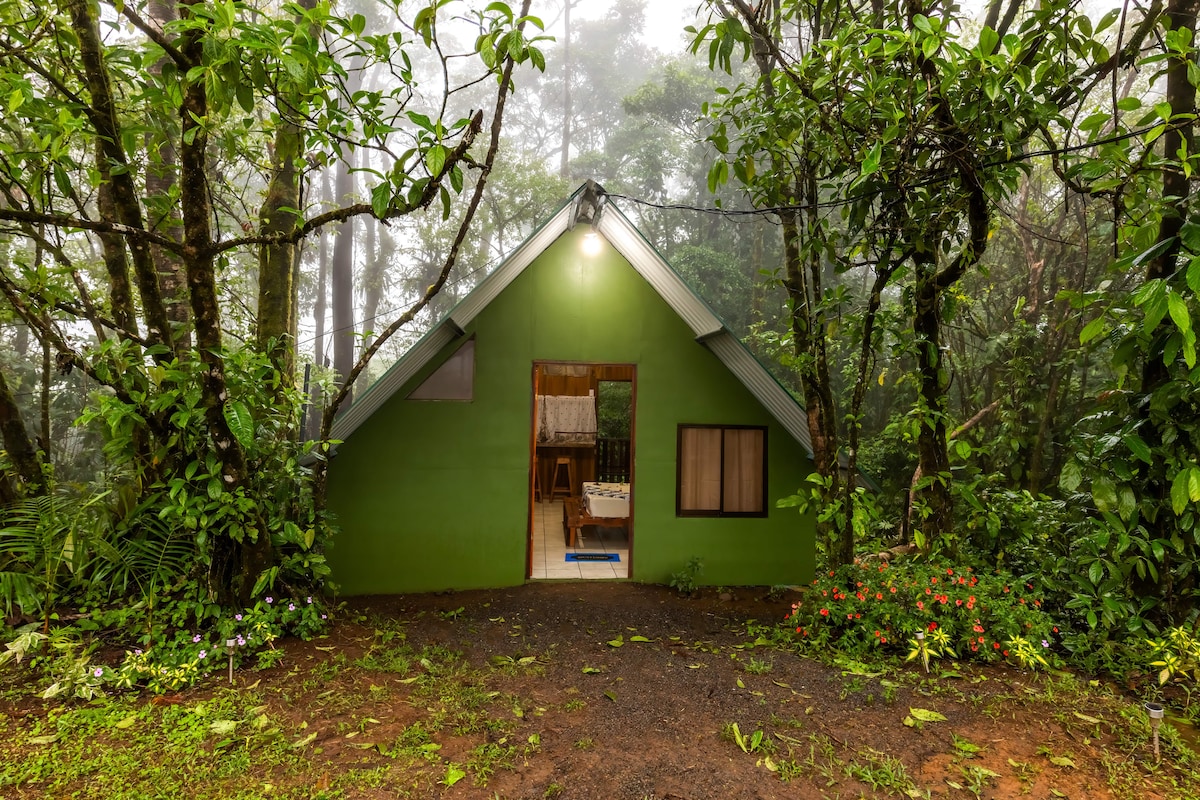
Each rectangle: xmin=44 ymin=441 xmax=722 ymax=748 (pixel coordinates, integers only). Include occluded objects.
xmin=566 ymin=553 xmax=620 ymax=562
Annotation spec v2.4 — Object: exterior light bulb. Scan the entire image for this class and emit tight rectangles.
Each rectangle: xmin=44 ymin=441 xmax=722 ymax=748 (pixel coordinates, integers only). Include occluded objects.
xmin=582 ymin=232 xmax=602 ymax=256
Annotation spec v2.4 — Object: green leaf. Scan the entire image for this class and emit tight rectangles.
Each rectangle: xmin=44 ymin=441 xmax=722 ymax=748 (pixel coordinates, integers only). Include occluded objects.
xmin=606 ymin=636 xmax=623 ymax=647
xmin=1060 ymin=460 xmax=1083 ymax=492
xmin=1167 ymin=291 xmax=1192 ymax=335
xmin=223 ymin=401 xmax=254 ymax=448
xmin=442 ymin=764 xmax=466 ymax=786
xmin=1190 ymin=467 xmax=1200 ymax=502
xmin=1092 ymin=476 xmax=1117 ymax=514
xmin=1079 ymin=316 xmax=1107 ymax=344
xmin=1175 ymin=471 xmax=1193 ymax=515
xmin=425 ymin=143 xmax=447 ymax=176
xmin=350 ymin=13 xmax=366 ymax=35
xmin=976 ymin=26 xmax=999 ymax=54
xmin=629 ymin=635 xmax=651 ymax=643
xmin=1123 ymin=434 xmax=1153 ymax=465
xmin=582 ymin=666 xmax=601 ymax=674
xmin=603 ymin=689 xmax=617 ymax=701
xmin=908 ymin=707 xmax=947 ymax=722
xmin=210 ymin=719 xmax=238 ymax=735
xmin=1049 ymin=755 xmax=1076 ymax=768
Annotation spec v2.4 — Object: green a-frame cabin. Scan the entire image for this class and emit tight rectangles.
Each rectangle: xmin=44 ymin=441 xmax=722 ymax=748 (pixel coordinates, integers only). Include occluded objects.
xmin=324 ymin=183 xmax=817 ymax=594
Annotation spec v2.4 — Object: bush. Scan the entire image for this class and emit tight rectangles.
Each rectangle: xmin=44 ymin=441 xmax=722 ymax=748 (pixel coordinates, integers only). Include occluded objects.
xmin=786 ymin=560 xmax=1060 ymax=670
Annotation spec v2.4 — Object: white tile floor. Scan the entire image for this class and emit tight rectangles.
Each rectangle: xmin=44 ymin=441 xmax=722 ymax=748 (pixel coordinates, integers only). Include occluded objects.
xmin=529 ymin=499 xmax=630 ymax=580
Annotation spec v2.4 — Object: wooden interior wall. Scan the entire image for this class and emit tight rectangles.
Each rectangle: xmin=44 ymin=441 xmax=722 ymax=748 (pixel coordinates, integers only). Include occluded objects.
xmin=534 ymin=364 xmax=634 ymax=497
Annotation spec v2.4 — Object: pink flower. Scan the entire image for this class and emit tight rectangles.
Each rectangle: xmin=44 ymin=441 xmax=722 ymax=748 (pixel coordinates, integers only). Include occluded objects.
xmin=917 ymin=601 xmax=925 ymax=610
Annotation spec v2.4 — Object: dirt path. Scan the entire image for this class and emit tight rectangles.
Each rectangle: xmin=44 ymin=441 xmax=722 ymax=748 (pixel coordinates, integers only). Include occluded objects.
xmin=1 ymin=582 xmax=1192 ymax=799
xmin=272 ymin=582 xmax=1184 ymax=799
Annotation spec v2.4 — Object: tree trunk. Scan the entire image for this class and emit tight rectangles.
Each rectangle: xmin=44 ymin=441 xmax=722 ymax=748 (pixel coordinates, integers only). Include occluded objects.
xmin=910 ymin=254 xmax=955 ymax=550
xmin=66 ymin=0 xmax=173 ymax=351
xmin=178 ymin=0 xmax=269 ymax=604
xmin=145 ymin=0 xmax=190 ymax=350
xmin=0 ymin=367 xmax=45 ymax=496
xmin=330 ymin=153 xmax=357 ymax=402
xmin=307 ymin=171 xmax=332 ymax=442
xmin=559 ymin=0 xmax=572 ymax=179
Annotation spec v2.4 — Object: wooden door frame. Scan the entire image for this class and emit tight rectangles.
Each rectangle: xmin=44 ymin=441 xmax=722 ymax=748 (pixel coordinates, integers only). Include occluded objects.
xmin=526 ymin=360 xmax=636 ymax=580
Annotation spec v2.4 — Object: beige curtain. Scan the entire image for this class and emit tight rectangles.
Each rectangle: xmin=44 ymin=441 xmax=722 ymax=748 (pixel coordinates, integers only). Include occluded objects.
xmin=722 ymin=429 xmax=764 ymax=513
xmin=679 ymin=427 xmax=722 ymax=512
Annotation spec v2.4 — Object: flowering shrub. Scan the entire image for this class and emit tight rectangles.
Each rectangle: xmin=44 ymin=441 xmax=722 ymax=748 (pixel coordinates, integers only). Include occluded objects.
xmin=110 ymin=595 xmax=329 ymax=694
xmin=786 ymin=561 xmax=1059 ymax=670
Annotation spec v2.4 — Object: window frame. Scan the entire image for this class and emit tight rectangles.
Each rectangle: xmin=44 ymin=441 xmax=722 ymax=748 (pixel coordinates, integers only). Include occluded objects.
xmin=675 ymin=424 xmax=768 ymax=518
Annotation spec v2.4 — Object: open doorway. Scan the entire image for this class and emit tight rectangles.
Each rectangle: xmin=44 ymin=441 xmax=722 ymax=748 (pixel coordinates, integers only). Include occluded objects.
xmin=529 ymin=363 xmax=634 ymax=580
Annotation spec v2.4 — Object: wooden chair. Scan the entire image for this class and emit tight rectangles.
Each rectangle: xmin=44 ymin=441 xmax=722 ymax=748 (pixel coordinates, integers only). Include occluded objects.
xmin=549 ymin=456 xmax=574 ymax=501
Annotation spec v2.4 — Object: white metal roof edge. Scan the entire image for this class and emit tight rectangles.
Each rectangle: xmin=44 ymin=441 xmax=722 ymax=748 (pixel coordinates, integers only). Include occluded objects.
xmin=449 ymin=201 xmax=574 ymax=330
xmin=702 ymin=332 xmax=816 ymax=459
xmin=596 ymin=209 xmax=724 ymax=339
xmin=329 ymin=324 xmax=459 ymax=441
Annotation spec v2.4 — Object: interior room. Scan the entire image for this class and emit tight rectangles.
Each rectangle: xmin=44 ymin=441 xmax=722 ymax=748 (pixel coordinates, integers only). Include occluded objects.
xmin=528 ymin=363 xmax=633 ymax=580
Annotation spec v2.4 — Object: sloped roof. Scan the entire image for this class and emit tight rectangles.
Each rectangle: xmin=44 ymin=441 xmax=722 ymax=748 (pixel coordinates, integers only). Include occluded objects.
xmin=331 ymin=182 xmax=816 ymax=459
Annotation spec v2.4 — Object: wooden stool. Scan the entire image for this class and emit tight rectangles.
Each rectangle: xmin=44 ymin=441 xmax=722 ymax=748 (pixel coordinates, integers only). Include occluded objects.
xmin=549 ymin=456 xmax=573 ymax=501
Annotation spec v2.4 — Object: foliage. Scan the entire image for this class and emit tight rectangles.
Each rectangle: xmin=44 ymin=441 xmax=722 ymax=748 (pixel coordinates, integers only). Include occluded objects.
xmin=1147 ymin=627 xmax=1200 ymax=688
xmin=787 ymin=561 xmax=1059 ymax=670
xmin=669 ymin=556 xmax=704 ymax=595
xmin=1 ymin=594 xmax=328 ymax=698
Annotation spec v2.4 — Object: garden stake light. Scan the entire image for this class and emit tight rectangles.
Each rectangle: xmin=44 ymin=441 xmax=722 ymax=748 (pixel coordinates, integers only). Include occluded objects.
xmin=916 ymin=631 xmax=929 ymax=673
xmin=1145 ymin=701 xmax=1164 ymax=760
xmin=226 ymin=638 xmax=238 ymax=684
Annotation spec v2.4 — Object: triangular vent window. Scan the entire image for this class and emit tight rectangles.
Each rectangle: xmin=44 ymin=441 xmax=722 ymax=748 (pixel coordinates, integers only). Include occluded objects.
xmin=408 ymin=338 xmax=474 ymax=401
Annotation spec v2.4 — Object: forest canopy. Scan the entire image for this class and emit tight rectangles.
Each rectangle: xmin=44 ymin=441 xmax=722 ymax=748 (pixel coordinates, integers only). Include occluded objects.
xmin=0 ymin=0 xmax=1198 ymax=693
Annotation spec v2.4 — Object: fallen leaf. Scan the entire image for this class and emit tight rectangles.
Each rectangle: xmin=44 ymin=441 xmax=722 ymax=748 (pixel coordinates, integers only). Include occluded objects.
xmin=736 ymin=678 xmax=745 ymax=689
xmin=603 ymin=690 xmax=617 ymax=702
xmin=291 ymin=732 xmax=318 ymax=749
xmin=1073 ymin=712 xmax=1101 ymax=724
xmin=209 ymin=720 xmax=238 ymax=735
xmin=29 ymin=734 xmax=58 ymax=745
xmin=582 ymin=666 xmax=602 ymax=674
xmin=630 ymin=635 xmax=651 ymax=643
xmin=1049 ymin=755 xmax=1076 ymax=768
xmin=114 ymin=715 xmax=138 ymax=729
xmin=908 ymin=707 xmax=947 ymax=723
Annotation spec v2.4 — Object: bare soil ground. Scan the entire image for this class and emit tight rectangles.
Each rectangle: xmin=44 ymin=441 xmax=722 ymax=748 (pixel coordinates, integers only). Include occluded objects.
xmin=3 ymin=581 xmax=1197 ymax=799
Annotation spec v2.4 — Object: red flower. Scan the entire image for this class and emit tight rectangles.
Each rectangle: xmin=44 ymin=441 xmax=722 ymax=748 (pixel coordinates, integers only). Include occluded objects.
xmin=928 ymin=622 xmax=937 ymax=631
xmin=973 ymin=624 xmax=984 ymax=633
xmin=917 ymin=601 xmax=925 ymax=610
xmin=931 ymin=577 xmax=938 ymax=584
xmin=1052 ymin=626 xmax=1059 ymax=633
xmin=1003 ymin=650 xmax=1009 ymax=656
xmin=876 ymin=593 xmax=883 ymax=600
xmin=881 ymin=637 xmax=888 ymax=643
xmin=993 ymin=642 xmax=1000 ymax=650
xmin=820 ymin=608 xmax=829 ymax=616
xmin=955 ymin=599 xmax=962 ymax=607
xmin=855 ymin=613 xmax=861 ymax=619
xmin=947 ymin=568 xmax=954 ymax=576
xmin=890 ymin=587 xmax=897 ymax=594
xmin=978 ymin=636 xmax=985 ymax=643
xmin=926 ymin=588 xmax=932 ymax=595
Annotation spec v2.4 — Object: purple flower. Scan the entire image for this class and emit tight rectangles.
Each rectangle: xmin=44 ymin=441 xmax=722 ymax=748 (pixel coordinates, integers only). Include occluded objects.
xmin=1041 ymin=640 xmax=1050 ymax=648
xmin=265 ymin=597 xmax=273 ymax=604
xmin=237 ymin=635 xmax=246 ymax=646
xmin=134 ymin=649 xmax=143 ymax=656
xmin=93 ymin=668 xmax=103 ymax=677
xmin=288 ymin=603 xmax=295 ymax=611
xmin=193 ymin=634 xmax=201 ymax=643
xmin=306 ymin=596 xmax=313 ymax=604
xmin=235 ymin=614 xmax=243 ymax=621
xmin=199 ymin=650 xmax=207 ymax=659
xmin=320 ymin=614 xmax=327 ymax=620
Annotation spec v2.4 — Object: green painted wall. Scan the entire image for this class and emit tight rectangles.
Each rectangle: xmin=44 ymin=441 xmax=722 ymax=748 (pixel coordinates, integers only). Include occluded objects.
xmin=326 ymin=226 xmax=816 ymax=594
